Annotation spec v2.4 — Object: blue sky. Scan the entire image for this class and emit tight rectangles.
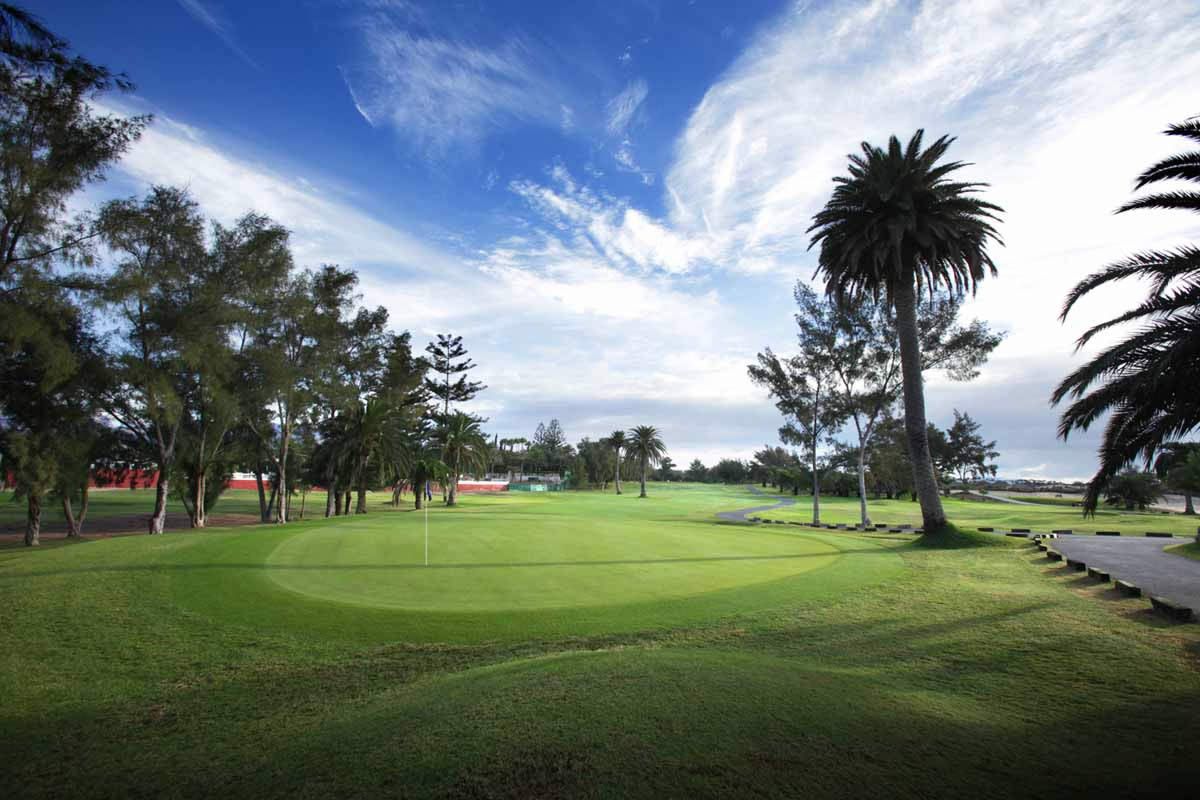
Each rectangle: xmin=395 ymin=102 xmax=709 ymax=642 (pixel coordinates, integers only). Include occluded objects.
xmin=41 ymin=0 xmax=1200 ymax=480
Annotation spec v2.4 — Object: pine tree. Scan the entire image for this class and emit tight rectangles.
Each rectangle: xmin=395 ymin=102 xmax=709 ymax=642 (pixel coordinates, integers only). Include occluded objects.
xmin=423 ymin=334 xmax=485 ymax=419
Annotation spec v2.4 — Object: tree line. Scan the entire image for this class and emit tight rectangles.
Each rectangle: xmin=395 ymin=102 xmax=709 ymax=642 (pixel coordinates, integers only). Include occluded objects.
xmin=685 ymin=411 xmax=997 ymax=499
xmin=0 ymin=12 xmax=509 ymax=544
xmin=490 ymin=419 xmax=670 ymax=500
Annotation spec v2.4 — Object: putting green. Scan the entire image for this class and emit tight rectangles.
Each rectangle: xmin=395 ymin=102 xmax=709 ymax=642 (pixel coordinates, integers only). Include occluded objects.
xmin=265 ymin=513 xmax=841 ymax=611
xmin=152 ymin=488 xmax=906 ymax=642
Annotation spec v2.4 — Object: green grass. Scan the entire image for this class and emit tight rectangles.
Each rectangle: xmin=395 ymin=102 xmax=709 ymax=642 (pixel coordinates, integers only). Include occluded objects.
xmin=1167 ymin=541 xmax=1200 ymax=561
xmin=760 ymin=490 xmax=1199 ymax=536
xmin=2 ymin=483 xmax=1199 ymax=797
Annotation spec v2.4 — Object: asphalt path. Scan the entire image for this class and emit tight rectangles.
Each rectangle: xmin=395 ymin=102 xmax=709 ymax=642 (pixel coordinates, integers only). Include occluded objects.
xmin=716 ymin=485 xmax=796 ymax=522
xmin=1049 ymin=535 xmax=1200 ymax=612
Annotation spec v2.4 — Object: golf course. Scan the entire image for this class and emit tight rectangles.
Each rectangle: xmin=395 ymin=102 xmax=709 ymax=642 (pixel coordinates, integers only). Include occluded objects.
xmin=7 ymin=1 xmax=1200 ymax=796
xmin=3 ymin=484 xmax=1199 ymax=798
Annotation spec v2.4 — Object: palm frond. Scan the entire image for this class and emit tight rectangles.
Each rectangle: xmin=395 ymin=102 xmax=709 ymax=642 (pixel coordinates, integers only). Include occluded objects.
xmin=1133 ymin=151 xmax=1200 ymax=189
xmin=1117 ymin=191 xmax=1200 ymax=214
xmin=1061 ymin=247 xmax=1200 ymax=319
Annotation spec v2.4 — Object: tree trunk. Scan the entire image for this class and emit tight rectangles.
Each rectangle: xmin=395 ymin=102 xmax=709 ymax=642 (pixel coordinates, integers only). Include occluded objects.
xmin=811 ymin=450 xmax=821 ymax=525
xmin=275 ymin=441 xmax=289 ymax=524
xmin=1185 ymin=493 xmax=1195 ymax=515
xmin=75 ymin=483 xmax=89 ymax=535
xmin=856 ymin=447 xmax=870 ymax=528
xmin=149 ymin=475 xmax=169 ymax=535
xmin=25 ymin=492 xmax=41 ymax=546
xmin=325 ymin=483 xmax=337 ymax=518
xmin=414 ymin=488 xmax=424 ymax=511
xmin=614 ymin=450 xmax=622 ymax=495
xmin=255 ymin=464 xmax=271 ymax=523
xmin=356 ymin=486 xmax=367 ymax=514
xmin=189 ymin=469 xmax=206 ymax=528
xmin=62 ymin=495 xmax=81 ymax=538
xmin=893 ymin=280 xmax=947 ymax=533
xmin=342 ymin=491 xmax=351 ymax=515
xmin=639 ymin=455 xmax=648 ymax=498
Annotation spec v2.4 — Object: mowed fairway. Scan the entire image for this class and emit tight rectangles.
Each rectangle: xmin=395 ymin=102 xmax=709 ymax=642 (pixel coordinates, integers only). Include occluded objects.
xmin=3 ymin=483 xmax=1200 ymax=798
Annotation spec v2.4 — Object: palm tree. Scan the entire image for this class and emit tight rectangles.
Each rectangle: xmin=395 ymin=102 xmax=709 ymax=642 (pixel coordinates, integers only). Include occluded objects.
xmin=809 ymin=130 xmax=1002 ymax=533
xmin=606 ymin=430 xmax=627 ymax=495
xmin=441 ymin=412 xmax=488 ymax=506
xmin=1053 ymin=119 xmax=1200 ymax=512
xmin=626 ymin=425 xmax=667 ymax=498
xmin=344 ymin=398 xmax=398 ymax=514
xmin=409 ymin=456 xmax=448 ymax=511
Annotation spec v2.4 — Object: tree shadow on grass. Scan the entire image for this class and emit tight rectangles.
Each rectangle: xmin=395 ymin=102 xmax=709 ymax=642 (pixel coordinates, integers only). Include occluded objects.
xmin=8 ymin=638 xmax=1197 ymax=800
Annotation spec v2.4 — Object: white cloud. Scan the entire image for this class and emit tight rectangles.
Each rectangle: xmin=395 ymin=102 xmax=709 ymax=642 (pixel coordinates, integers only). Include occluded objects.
xmin=97 ymin=107 xmax=761 ymax=462
xmin=606 ymin=79 xmax=648 ymax=136
xmin=107 ymin=109 xmax=457 ymax=277
xmin=341 ymin=14 xmax=566 ymax=155
xmin=508 ymin=166 xmax=710 ymax=274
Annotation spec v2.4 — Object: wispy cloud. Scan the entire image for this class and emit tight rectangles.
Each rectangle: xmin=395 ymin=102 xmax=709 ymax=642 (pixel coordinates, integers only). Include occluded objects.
xmin=341 ymin=11 xmax=567 ymax=156
xmin=489 ymin=0 xmax=1200 ymax=476
xmin=658 ymin=0 xmax=1200 ymax=477
xmin=605 ymin=79 xmax=655 ymax=183
xmin=177 ymin=0 xmax=259 ymax=69
xmin=606 ymin=79 xmax=648 ymax=135
xmin=92 ymin=105 xmax=760 ymax=461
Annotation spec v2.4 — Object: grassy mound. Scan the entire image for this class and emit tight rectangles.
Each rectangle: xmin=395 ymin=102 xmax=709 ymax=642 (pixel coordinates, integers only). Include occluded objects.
xmin=2 ymin=484 xmax=1199 ymax=797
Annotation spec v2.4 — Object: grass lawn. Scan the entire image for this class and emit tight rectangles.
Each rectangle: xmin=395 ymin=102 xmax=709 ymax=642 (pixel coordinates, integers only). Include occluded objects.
xmin=1167 ymin=541 xmax=1200 ymax=561
xmin=760 ymin=490 xmax=1199 ymax=536
xmin=2 ymin=483 xmax=1199 ymax=797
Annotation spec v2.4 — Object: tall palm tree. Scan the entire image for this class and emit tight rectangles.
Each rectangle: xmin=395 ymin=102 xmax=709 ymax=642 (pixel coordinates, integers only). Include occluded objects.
xmin=1053 ymin=119 xmax=1200 ymax=512
xmin=607 ymin=430 xmax=627 ymax=495
xmin=809 ymin=130 xmax=1003 ymax=533
xmin=626 ymin=425 xmax=667 ymax=498
xmin=441 ymin=412 xmax=487 ymax=506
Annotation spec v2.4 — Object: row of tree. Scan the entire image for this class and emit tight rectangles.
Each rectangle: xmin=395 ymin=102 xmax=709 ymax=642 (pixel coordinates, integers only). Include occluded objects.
xmin=686 ymin=411 xmax=998 ymax=498
xmin=0 ymin=9 xmax=514 ymax=544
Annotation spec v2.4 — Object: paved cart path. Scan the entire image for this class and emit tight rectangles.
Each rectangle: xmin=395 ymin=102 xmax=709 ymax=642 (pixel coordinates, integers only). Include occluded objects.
xmin=717 ymin=486 xmax=797 ymax=522
xmin=1050 ymin=535 xmax=1200 ymax=612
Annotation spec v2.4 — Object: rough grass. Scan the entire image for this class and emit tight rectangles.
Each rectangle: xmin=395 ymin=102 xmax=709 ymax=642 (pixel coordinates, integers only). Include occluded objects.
xmin=2 ymin=483 xmax=1199 ymax=798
